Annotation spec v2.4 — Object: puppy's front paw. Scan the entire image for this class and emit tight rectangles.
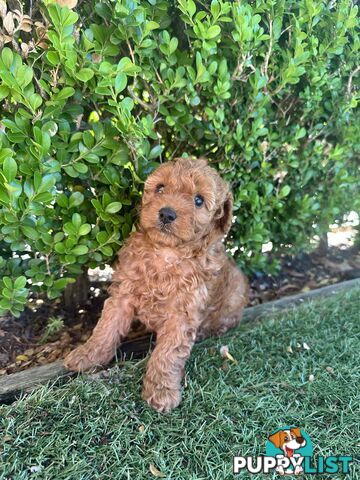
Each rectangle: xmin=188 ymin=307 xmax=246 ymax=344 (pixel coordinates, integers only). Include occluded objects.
xmin=142 ymin=381 xmax=181 ymax=413
xmin=64 ymin=345 xmax=97 ymax=372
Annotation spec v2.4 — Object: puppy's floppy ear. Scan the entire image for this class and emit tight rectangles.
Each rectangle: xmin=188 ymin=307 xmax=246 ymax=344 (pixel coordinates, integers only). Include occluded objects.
xmin=215 ymin=191 xmax=233 ymax=234
xmin=269 ymin=431 xmax=285 ymax=449
xmin=291 ymin=427 xmax=302 ymax=438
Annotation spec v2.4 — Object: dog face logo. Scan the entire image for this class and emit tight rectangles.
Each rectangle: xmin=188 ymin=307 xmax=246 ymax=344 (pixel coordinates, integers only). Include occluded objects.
xmin=266 ymin=426 xmax=312 ymax=476
xmin=268 ymin=428 xmax=306 ymax=458
xmin=140 ymin=157 xmax=233 ymax=247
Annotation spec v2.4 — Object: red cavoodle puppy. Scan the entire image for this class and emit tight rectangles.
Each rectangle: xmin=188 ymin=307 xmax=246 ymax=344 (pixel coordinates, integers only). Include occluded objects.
xmin=64 ymin=157 xmax=248 ymax=412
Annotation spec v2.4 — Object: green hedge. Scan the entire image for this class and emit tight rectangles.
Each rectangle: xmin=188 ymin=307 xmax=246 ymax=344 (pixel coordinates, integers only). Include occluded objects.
xmin=0 ymin=0 xmax=359 ymax=316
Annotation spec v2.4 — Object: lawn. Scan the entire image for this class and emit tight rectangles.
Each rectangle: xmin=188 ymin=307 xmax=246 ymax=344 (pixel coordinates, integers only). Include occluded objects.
xmin=1 ymin=287 xmax=359 ymax=480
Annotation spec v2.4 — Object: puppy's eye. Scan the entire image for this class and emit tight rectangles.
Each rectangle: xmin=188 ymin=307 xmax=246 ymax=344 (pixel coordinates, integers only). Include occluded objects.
xmin=284 ymin=436 xmax=289 ymax=441
xmin=194 ymin=194 xmax=204 ymax=207
xmin=155 ymin=184 xmax=164 ymax=193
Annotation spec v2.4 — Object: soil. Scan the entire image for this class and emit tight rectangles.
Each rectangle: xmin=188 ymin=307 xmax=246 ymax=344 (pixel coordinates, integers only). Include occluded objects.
xmin=0 ymin=245 xmax=359 ymax=376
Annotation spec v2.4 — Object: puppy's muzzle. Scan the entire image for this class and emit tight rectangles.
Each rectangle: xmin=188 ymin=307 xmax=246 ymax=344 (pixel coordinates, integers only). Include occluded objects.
xmin=159 ymin=207 xmax=177 ymax=225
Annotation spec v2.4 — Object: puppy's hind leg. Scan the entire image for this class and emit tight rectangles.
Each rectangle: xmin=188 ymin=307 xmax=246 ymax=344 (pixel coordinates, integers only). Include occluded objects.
xmin=64 ymin=294 xmax=134 ymax=372
xmin=197 ymin=265 xmax=248 ymax=341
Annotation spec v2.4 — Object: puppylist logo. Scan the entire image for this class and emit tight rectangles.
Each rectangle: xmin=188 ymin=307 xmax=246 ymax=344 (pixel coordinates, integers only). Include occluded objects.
xmin=233 ymin=426 xmax=353 ymax=475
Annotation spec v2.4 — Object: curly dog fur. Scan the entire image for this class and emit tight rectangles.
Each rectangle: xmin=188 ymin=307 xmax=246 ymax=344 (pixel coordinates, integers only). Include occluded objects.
xmin=64 ymin=158 xmax=248 ymax=412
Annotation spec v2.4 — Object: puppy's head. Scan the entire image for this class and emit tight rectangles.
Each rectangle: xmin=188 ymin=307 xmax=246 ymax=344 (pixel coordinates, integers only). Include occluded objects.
xmin=268 ymin=428 xmax=306 ymax=455
xmin=139 ymin=157 xmax=233 ymax=247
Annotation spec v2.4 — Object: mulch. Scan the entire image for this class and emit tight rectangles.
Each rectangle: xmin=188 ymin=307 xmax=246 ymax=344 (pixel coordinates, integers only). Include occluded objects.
xmin=0 ymin=245 xmax=359 ymax=376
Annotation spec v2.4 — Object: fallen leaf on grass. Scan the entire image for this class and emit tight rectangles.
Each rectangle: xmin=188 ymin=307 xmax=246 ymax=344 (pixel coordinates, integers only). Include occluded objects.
xmin=326 ymin=366 xmax=334 ymax=374
xmin=149 ymin=464 xmax=166 ymax=478
xmin=15 ymin=354 xmax=28 ymax=362
xmin=309 ymin=374 xmax=315 ymax=382
xmin=138 ymin=425 xmax=145 ymax=433
xmin=303 ymin=342 xmax=310 ymax=350
xmin=29 ymin=465 xmax=42 ymax=473
xmin=220 ymin=345 xmax=238 ymax=364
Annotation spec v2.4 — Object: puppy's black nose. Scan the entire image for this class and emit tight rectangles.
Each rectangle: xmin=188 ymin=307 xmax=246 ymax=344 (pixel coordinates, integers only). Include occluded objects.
xmin=159 ymin=207 xmax=177 ymax=224
xmin=296 ymin=436 xmax=304 ymax=444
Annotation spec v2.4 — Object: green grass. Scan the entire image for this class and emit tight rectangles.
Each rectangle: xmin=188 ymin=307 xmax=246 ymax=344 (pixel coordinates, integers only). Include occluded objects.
xmin=1 ymin=288 xmax=359 ymax=480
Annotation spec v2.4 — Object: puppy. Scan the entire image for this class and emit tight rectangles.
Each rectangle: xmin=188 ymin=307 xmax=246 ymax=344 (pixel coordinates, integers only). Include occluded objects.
xmin=64 ymin=158 xmax=248 ymax=412
xmin=268 ymin=428 xmax=307 ymax=475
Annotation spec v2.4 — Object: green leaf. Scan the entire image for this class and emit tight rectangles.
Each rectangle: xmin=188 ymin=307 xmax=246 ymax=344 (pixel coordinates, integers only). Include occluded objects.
xmin=105 ymin=202 xmax=122 ymax=213
xmin=100 ymin=245 xmax=113 ymax=256
xmin=73 ymin=162 xmax=88 ymax=174
xmin=42 ymin=121 xmax=58 ymax=137
xmin=28 ymin=93 xmax=43 ymax=111
xmin=0 ymin=85 xmax=10 ymax=101
xmin=17 ymin=66 xmax=33 ymax=88
xmin=145 ymin=21 xmax=160 ymax=33
xmin=169 ymin=38 xmax=178 ymax=55
xmin=56 ymin=87 xmax=75 ymax=101
xmin=1 ymin=47 xmax=13 ymax=69
xmin=34 ymin=192 xmax=53 ymax=203
xmin=207 ymin=25 xmax=221 ymax=39
xmin=115 ymin=73 xmax=127 ymax=94
xmin=78 ymin=224 xmax=91 ymax=236
xmin=69 ymin=191 xmax=84 ymax=208
xmin=187 ymin=0 xmax=196 ymax=17
xmin=24 ymin=179 xmax=34 ymax=199
xmin=54 ymin=232 xmax=64 ymax=242
xmin=96 ymin=231 xmax=108 ymax=244
xmin=21 ymin=226 xmax=39 ymax=240
xmin=76 ymin=68 xmax=94 ymax=82
xmin=3 ymin=277 xmax=13 ymax=289
xmin=14 ymin=276 xmax=27 ymax=289
xmin=72 ymin=213 xmax=82 ymax=228
xmin=279 ymin=185 xmax=291 ymax=198
xmin=38 ymin=174 xmax=56 ymax=193
xmin=54 ymin=243 xmax=66 ymax=254
xmin=71 ymin=245 xmax=89 ymax=255
xmin=0 ymin=149 xmax=13 ymax=163
xmin=47 ymin=51 xmax=60 ymax=66
xmin=117 ymin=57 xmax=141 ymax=75
xmin=149 ymin=145 xmax=162 ymax=159
xmin=53 ymin=278 xmax=72 ymax=290
xmin=57 ymin=194 xmax=68 ymax=208
xmin=3 ymin=157 xmax=17 ymax=182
